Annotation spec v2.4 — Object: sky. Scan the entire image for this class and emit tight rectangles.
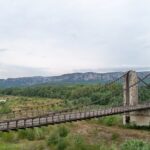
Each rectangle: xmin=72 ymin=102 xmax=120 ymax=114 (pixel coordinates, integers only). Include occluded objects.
xmin=0 ymin=0 xmax=150 ymax=78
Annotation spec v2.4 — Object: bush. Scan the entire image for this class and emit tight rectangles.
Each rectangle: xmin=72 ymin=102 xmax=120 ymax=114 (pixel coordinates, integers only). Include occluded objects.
xmin=47 ymin=126 xmax=70 ymax=148
xmin=98 ymin=116 xmax=121 ymax=126
xmin=18 ymin=128 xmax=46 ymax=141
xmin=1 ymin=132 xmax=18 ymax=143
xmin=25 ymin=129 xmax=35 ymax=140
xmin=18 ymin=129 xmax=35 ymax=141
xmin=47 ymin=132 xmax=60 ymax=146
xmin=58 ymin=126 xmax=69 ymax=137
xmin=0 ymin=103 xmax=11 ymax=113
xmin=69 ymin=134 xmax=88 ymax=150
xmin=18 ymin=130 xmax=28 ymax=139
xmin=34 ymin=128 xmax=45 ymax=140
xmin=56 ymin=139 xmax=68 ymax=150
xmin=121 ymin=139 xmax=150 ymax=150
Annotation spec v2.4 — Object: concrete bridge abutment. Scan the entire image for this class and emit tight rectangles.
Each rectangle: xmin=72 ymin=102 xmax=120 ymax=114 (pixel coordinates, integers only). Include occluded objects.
xmin=123 ymin=70 xmax=150 ymax=126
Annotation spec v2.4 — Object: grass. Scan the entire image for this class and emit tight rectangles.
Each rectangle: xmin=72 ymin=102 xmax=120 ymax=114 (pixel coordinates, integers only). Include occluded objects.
xmin=0 ymin=119 xmax=149 ymax=150
xmin=0 ymin=143 xmax=20 ymax=150
xmin=88 ymin=115 xmax=122 ymax=127
xmin=121 ymin=139 xmax=150 ymax=150
xmin=111 ymin=133 xmax=120 ymax=141
xmin=124 ymin=124 xmax=150 ymax=131
xmin=0 ymin=95 xmax=149 ymax=149
xmin=0 ymin=132 xmax=18 ymax=143
xmin=0 ymin=95 xmax=63 ymax=111
xmin=0 ymin=95 xmax=64 ymax=120
xmin=17 ymin=128 xmax=47 ymax=141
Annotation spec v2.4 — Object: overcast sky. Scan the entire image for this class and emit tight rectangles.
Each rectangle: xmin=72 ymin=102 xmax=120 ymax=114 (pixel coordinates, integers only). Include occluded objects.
xmin=0 ymin=0 xmax=150 ymax=78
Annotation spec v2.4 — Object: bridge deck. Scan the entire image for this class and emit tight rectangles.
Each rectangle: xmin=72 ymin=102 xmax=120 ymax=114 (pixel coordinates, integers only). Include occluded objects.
xmin=0 ymin=104 xmax=150 ymax=131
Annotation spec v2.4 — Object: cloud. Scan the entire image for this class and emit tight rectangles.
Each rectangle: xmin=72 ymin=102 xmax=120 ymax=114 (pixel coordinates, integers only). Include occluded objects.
xmin=0 ymin=49 xmax=8 ymax=52
xmin=0 ymin=0 xmax=150 ymax=78
xmin=0 ymin=63 xmax=53 ymax=79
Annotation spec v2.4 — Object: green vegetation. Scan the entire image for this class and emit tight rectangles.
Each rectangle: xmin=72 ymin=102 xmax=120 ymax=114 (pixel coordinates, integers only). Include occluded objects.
xmin=0 ymin=103 xmax=11 ymax=113
xmin=46 ymin=125 xmax=117 ymax=150
xmin=0 ymin=84 xmax=124 ymax=107
xmin=121 ymin=140 xmax=150 ymax=150
xmin=0 ymin=117 xmax=149 ymax=150
xmin=97 ymin=115 xmax=122 ymax=126
xmin=139 ymin=86 xmax=150 ymax=103
xmin=0 ymin=84 xmax=149 ymax=108
xmin=0 ymin=96 xmax=63 ymax=117
xmin=0 ymin=83 xmax=149 ymax=149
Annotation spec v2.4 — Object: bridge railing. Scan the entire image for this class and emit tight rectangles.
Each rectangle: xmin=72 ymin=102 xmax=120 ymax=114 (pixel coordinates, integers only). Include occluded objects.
xmin=0 ymin=103 xmax=150 ymax=131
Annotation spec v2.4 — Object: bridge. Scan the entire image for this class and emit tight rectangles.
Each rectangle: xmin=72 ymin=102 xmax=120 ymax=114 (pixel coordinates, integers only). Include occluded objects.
xmin=0 ymin=70 xmax=149 ymax=131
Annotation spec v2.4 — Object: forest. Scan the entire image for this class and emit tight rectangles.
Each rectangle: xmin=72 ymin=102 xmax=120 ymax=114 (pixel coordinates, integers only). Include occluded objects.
xmin=0 ymin=83 xmax=149 ymax=107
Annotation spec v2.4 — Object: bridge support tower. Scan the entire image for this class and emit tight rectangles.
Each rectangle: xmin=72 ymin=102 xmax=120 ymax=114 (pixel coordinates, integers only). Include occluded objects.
xmin=123 ymin=70 xmax=150 ymax=126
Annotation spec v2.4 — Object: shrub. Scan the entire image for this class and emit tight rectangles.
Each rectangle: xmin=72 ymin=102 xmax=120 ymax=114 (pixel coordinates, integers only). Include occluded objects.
xmin=0 ymin=103 xmax=11 ymax=113
xmin=18 ymin=130 xmax=27 ymax=139
xmin=98 ymin=116 xmax=121 ymax=126
xmin=34 ymin=128 xmax=45 ymax=140
xmin=18 ymin=129 xmax=35 ymax=141
xmin=56 ymin=139 xmax=68 ymax=150
xmin=25 ymin=129 xmax=35 ymax=140
xmin=70 ymin=134 xmax=87 ymax=150
xmin=47 ymin=132 xmax=60 ymax=146
xmin=1 ymin=132 xmax=18 ymax=143
xmin=18 ymin=128 xmax=46 ymax=141
xmin=58 ymin=126 xmax=69 ymax=137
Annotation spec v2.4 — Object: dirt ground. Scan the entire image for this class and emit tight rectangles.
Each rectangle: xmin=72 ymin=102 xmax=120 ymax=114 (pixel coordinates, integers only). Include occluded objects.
xmin=71 ymin=121 xmax=150 ymax=145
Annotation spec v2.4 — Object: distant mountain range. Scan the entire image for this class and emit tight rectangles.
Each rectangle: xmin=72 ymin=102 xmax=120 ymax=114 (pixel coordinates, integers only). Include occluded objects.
xmin=0 ymin=71 xmax=149 ymax=88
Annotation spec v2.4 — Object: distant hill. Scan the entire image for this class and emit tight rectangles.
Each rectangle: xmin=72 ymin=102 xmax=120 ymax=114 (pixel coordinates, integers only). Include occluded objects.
xmin=0 ymin=71 xmax=149 ymax=88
